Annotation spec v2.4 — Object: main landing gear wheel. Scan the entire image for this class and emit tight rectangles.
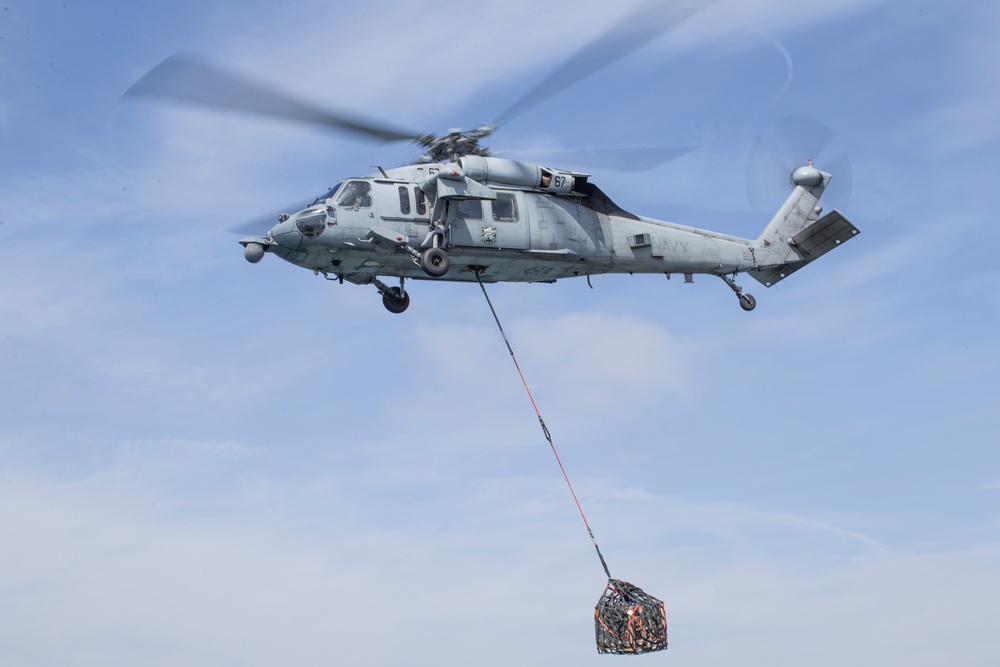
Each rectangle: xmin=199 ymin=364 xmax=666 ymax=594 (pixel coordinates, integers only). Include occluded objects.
xmin=381 ymin=286 xmax=410 ymax=314
xmin=372 ymin=276 xmax=411 ymax=314
xmin=420 ymin=247 xmax=450 ymax=278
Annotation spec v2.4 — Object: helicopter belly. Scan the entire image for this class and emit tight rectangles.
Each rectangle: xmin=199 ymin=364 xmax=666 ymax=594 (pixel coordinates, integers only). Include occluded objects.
xmin=291 ymin=244 xmax=597 ymax=284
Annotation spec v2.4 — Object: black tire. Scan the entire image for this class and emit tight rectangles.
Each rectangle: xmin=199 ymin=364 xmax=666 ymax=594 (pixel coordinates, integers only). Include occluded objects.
xmin=382 ymin=287 xmax=410 ymax=314
xmin=739 ymin=293 xmax=757 ymax=311
xmin=420 ymin=247 xmax=451 ymax=278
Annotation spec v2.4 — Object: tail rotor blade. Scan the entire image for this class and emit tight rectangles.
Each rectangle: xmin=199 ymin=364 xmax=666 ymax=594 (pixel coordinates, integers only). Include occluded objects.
xmin=746 ymin=115 xmax=852 ymax=212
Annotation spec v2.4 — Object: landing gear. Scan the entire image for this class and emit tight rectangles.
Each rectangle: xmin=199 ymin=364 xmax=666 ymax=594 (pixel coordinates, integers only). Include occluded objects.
xmin=420 ymin=246 xmax=450 ymax=277
xmin=367 ymin=225 xmax=450 ymax=279
xmin=373 ymin=276 xmax=410 ymax=314
xmin=382 ymin=287 xmax=410 ymax=314
xmin=720 ymin=274 xmax=756 ymax=312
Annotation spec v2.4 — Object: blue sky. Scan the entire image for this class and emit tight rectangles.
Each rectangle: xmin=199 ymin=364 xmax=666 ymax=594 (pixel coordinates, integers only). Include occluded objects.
xmin=2 ymin=0 xmax=999 ymax=665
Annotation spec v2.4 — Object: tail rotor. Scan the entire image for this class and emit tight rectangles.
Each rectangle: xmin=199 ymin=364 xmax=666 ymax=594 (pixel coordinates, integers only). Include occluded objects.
xmin=746 ymin=115 xmax=853 ymax=213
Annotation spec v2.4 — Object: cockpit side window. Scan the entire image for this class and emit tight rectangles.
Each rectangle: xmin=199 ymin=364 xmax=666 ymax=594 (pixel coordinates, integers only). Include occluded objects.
xmin=334 ymin=180 xmax=372 ymax=208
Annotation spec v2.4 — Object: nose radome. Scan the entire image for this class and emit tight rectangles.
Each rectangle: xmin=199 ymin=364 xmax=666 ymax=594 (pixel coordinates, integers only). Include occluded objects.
xmin=269 ymin=216 xmax=302 ymax=251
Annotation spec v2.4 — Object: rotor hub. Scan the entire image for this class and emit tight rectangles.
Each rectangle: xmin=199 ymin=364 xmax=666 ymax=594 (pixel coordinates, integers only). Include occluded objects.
xmin=416 ymin=125 xmax=497 ymax=163
xmin=790 ymin=164 xmax=824 ymax=188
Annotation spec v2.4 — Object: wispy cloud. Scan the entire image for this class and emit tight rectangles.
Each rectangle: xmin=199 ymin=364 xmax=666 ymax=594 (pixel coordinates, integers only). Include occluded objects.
xmin=2 ymin=467 xmax=996 ymax=666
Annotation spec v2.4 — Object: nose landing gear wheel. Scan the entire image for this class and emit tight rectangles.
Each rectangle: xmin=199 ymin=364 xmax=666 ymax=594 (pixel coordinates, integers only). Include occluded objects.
xmin=420 ymin=247 xmax=450 ymax=278
xmin=381 ymin=287 xmax=410 ymax=314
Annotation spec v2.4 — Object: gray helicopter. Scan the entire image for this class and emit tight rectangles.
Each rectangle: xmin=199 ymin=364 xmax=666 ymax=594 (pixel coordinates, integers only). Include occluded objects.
xmin=245 ymin=152 xmax=854 ymax=314
xmin=125 ymin=7 xmax=858 ymax=314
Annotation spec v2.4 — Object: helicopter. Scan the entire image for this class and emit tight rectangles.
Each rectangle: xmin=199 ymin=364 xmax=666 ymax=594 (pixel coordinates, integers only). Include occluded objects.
xmin=124 ymin=7 xmax=859 ymax=315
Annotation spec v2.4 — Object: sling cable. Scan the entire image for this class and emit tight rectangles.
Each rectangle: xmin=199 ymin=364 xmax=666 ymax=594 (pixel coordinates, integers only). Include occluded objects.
xmin=475 ymin=269 xmax=667 ymax=655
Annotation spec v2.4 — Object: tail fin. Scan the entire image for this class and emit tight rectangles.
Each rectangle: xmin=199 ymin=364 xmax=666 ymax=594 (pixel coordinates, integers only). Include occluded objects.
xmin=749 ymin=165 xmax=859 ymax=287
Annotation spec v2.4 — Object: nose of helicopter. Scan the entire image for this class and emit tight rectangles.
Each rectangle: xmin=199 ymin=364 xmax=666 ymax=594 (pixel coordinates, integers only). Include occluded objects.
xmin=269 ymin=215 xmax=302 ymax=251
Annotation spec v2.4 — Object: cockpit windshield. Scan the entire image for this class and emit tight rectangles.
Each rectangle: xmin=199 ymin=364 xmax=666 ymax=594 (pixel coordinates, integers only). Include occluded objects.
xmin=311 ymin=181 xmax=343 ymax=205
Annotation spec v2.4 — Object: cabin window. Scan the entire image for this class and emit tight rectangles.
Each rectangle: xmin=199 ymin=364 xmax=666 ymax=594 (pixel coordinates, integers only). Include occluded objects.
xmin=492 ymin=192 xmax=518 ymax=222
xmin=414 ymin=187 xmax=427 ymax=216
xmin=398 ymin=186 xmax=411 ymax=215
xmin=334 ymin=180 xmax=372 ymax=208
xmin=456 ymin=199 xmax=482 ymax=220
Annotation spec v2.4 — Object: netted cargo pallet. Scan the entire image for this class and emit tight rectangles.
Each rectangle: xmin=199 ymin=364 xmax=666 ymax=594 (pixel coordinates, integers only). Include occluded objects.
xmin=594 ymin=579 xmax=667 ymax=655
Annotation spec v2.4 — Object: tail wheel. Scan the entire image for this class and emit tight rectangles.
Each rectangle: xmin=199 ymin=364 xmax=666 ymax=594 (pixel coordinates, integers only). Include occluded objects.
xmin=739 ymin=293 xmax=757 ymax=311
xmin=420 ymin=247 xmax=450 ymax=278
xmin=382 ymin=287 xmax=410 ymax=314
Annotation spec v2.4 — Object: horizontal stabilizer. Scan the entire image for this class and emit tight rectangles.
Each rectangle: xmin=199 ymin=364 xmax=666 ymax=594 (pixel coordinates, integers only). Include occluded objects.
xmin=749 ymin=210 xmax=859 ymax=287
xmin=789 ymin=210 xmax=859 ymax=259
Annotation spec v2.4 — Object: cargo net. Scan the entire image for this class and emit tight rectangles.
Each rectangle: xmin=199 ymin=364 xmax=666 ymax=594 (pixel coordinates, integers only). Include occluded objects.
xmin=594 ymin=579 xmax=667 ymax=655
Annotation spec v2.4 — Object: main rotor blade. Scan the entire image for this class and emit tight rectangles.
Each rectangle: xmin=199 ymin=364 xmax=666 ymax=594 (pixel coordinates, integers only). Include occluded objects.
xmin=495 ymin=145 xmax=695 ymax=172
xmin=492 ymin=0 xmax=709 ymax=128
xmin=124 ymin=53 xmax=421 ymax=143
xmin=226 ymin=199 xmax=314 ymax=236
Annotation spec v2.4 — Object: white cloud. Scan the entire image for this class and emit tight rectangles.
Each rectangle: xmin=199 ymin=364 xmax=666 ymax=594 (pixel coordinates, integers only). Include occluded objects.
xmin=913 ymin=5 xmax=1000 ymax=156
xmin=411 ymin=309 xmax=699 ymax=440
xmin=3 ymin=468 xmax=998 ymax=666
xmin=512 ymin=311 xmax=695 ymax=405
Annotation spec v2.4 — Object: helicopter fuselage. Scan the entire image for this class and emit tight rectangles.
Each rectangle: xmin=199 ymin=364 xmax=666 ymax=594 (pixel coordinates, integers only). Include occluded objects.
xmin=241 ymin=157 xmax=858 ymax=312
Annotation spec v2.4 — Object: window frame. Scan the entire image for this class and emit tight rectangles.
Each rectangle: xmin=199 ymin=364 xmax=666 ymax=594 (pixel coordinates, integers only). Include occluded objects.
xmin=491 ymin=192 xmax=519 ymax=223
